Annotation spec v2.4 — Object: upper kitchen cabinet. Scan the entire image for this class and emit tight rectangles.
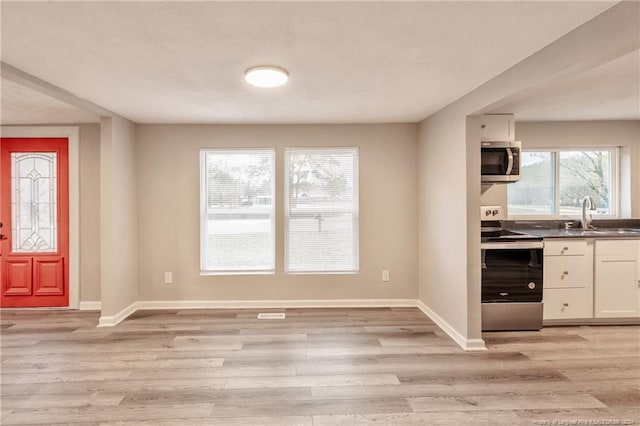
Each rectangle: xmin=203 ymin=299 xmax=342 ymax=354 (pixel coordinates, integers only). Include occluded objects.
xmin=480 ymin=114 xmax=515 ymax=142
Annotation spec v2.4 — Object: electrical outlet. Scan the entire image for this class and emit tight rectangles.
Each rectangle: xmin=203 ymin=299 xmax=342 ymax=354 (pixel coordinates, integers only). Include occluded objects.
xmin=164 ymin=272 xmax=173 ymax=284
xmin=382 ymin=270 xmax=390 ymax=282
xmin=481 ymin=206 xmax=504 ymax=220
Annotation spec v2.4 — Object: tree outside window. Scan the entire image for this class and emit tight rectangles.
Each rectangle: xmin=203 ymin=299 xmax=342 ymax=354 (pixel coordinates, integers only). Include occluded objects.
xmin=559 ymin=151 xmax=611 ymax=215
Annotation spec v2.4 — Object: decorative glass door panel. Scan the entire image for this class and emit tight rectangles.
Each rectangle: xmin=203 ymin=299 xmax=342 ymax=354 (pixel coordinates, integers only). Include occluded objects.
xmin=11 ymin=152 xmax=58 ymax=253
xmin=1 ymin=138 xmax=69 ymax=307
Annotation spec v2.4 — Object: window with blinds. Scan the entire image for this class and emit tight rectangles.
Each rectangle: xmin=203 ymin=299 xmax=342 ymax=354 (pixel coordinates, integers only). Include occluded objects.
xmin=285 ymin=148 xmax=359 ymax=273
xmin=200 ymin=149 xmax=275 ymax=274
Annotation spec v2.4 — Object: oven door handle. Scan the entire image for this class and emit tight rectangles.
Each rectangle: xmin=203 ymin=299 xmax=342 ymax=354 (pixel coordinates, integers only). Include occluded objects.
xmin=481 ymin=241 xmax=544 ymax=250
xmin=505 ymin=148 xmax=514 ymax=175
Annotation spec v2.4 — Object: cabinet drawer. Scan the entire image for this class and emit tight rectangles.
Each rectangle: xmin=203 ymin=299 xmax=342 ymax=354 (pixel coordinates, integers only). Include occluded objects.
xmin=544 ymin=240 xmax=587 ymax=256
xmin=544 ymin=288 xmax=593 ymax=320
xmin=544 ymin=256 xmax=591 ymax=288
xmin=595 ymin=239 xmax=640 ymax=256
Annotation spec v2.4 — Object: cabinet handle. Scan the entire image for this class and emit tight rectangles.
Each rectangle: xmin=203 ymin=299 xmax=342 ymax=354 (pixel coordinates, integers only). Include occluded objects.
xmin=561 ymin=303 xmax=569 ymax=312
xmin=561 ymin=271 xmax=569 ymax=278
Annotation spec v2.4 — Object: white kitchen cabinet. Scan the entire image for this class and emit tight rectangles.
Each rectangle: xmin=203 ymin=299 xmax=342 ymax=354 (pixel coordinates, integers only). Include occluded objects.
xmin=543 ymin=239 xmax=593 ymax=320
xmin=480 ymin=114 xmax=515 ymax=141
xmin=594 ymin=240 xmax=640 ymax=318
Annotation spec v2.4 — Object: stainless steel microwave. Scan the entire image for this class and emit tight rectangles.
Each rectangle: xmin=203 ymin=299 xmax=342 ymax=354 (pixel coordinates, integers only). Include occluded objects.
xmin=481 ymin=141 xmax=521 ymax=183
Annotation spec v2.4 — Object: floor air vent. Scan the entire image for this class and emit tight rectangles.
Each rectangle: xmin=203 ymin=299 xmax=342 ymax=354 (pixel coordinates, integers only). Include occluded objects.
xmin=257 ymin=313 xmax=286 ymax=319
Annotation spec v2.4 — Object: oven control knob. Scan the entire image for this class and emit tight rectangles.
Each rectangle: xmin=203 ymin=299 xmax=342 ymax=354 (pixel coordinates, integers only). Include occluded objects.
xmin=528 ymin=282 xmax=536 ymax=289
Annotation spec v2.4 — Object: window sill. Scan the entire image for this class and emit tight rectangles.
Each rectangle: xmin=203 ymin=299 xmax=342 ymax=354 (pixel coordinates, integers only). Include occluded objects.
xmin=285 ymin=271 xmax=360 ymax=275
xmin=200 ymin=270 xmax=275 ymax=276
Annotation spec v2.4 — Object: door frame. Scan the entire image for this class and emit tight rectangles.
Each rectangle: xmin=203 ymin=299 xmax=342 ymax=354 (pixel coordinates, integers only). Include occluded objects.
xmin=0 ymin=126 xmax=80 ymax=309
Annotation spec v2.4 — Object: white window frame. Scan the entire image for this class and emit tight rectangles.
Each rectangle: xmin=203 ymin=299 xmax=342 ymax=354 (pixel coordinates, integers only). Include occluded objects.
xmin=284 ymin=147 xmax=360 ymax=274
xmin=199 ymin=148 xmax=276 ymax=275
xmin=507 ymin=147 xmax=619 ymax=220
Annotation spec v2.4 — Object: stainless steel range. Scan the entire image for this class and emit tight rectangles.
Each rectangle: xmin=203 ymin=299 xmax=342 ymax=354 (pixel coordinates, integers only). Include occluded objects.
xmin=481 ymin=223 xmax=544 ymax=331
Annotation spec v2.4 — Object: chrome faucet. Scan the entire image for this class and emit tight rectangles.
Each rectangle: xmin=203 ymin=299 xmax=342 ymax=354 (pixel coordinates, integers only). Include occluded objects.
xmin=581 ymin=196 xmax=596 ymax=229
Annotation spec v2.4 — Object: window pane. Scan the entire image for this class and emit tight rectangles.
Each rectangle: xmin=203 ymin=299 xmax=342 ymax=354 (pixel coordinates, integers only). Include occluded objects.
xmin=285 ymin=148 xmax=359 ymax=272
xmin=201 ymin=150 xmax=275 ymax=272
xmin=508 ymin=152 xmax=555 ymax=215
xmin=559 ymin=150 xmax=611 ymax=216
xmin=11 ymin=152 xmax=58 ymax=252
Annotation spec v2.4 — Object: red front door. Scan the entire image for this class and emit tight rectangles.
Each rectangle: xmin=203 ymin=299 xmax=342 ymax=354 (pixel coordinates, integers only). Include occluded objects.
xmin=0 ymin=138 xmax=69 ymax=307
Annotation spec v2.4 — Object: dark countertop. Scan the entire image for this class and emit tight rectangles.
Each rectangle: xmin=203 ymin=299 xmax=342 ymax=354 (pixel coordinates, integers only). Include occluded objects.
xmin=500 ymin=219 xmax=640 ymax=240
xmin=516 ymin=228 xmax=640 ymax=239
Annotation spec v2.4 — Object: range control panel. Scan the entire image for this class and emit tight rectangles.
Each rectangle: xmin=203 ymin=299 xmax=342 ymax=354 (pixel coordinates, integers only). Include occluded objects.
xmin=481 ymin=206 xmax=504 ymax=220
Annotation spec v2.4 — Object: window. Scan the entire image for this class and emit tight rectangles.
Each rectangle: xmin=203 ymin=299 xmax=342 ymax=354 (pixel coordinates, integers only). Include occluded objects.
xmin=508 ymin=149 xmax=617 ymax=218
xmin=200 ymin=149 xmax=275 ymax=274
xmin=285 ymin=148 xmax=359 ymax=273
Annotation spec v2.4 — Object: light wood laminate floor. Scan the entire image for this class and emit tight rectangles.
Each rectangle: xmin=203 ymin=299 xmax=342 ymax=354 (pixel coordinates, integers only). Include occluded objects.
xmin=1 ymin=307 xmax=638 ymax=425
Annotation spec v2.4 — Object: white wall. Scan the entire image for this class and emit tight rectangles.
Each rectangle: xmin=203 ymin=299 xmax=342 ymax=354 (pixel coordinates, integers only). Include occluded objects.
xmin=465 ymin=117 xmax=482 ymax=343
xmin=100 ymin=116 xmax=139 ymax=317
xmin=135 ymin=124 xmax=418 ymax=302
xmin=418 ymin=114 xmax=471 ymax=341
xmin=480 ymin=120 xmax=640 ymax=218
xmin=417 ymin=113 xmax=484 ymax=350
xmin=78 ymin=123 xmax=101 ymax=301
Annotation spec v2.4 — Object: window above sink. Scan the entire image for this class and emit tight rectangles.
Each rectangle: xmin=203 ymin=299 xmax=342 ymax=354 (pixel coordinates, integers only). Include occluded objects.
xmin=507 ymin=148 xmax=618 ymax=219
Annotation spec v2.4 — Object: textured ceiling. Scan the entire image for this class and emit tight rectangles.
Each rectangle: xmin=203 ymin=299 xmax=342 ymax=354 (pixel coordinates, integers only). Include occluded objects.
xmin=1 ymin=78 xmax=100 ymax=125
xmin=493 ymin=49 xmax=640 ymax=121
xmin=1 ymin=1 xmax=618 ymax=123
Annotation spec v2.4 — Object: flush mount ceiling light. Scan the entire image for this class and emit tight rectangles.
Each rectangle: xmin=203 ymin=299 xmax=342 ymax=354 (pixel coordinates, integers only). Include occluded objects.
xmin=244 ymin=66 xmax=289 ymax=88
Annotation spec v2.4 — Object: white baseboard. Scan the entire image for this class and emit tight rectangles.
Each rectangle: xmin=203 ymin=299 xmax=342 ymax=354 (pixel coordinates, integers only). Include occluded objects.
xmin=79 ymin=301 xmax=102 ymax=311
xmin=463 ymin=338 xmax=487 ymax=351
xmin=136 ymin=299 xmax=417 ymax=310
xmin=416 ymin=300 xmax=486 ymax=351
xmin=95 ymin=299 xmax=413 ymax=327
xmin=98 ymin=301 xmax=139 ymax=327
xmin=93 ymin=298 xmax=486 ymax=352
